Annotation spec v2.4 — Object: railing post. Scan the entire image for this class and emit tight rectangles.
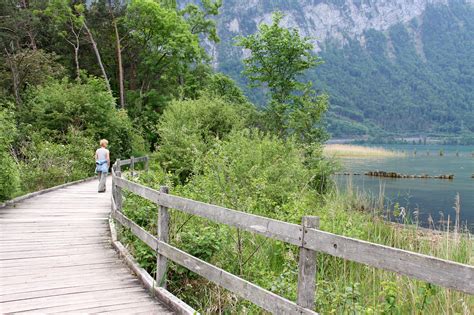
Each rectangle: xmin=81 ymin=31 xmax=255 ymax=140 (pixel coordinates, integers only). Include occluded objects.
xmin=156 ymin=186 xmax=169 ymax=288
xmin=144 ymin=155 xmax=149 ymax=173
xmin=115 ymin=159 xmax=123 ymax=212
xmin=297 ymin=216 xmax=319 ymax=310
xmin=130 ymin=156 xmax=135 ymax=177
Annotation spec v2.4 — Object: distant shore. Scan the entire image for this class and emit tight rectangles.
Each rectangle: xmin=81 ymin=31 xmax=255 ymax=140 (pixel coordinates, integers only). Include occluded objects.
xmin=323 ymin=144 xmax=403 ymax=158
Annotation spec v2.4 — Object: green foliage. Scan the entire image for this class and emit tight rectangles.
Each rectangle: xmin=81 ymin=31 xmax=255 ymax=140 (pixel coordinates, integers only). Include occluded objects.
xmin=0 ymin=152 xmax=20 ymax=201
xmin=18 ymin=130 xmax=95 ymax=192
xmin=0 ymin=49 xmax=65 ymax=104
xmin=125 ymin=0 xmax=201 ymax=89
xmin=182 ymin=129 xmax=321 ymax=222
xmin=236 ymin=12 xmax=319 ymax=103
xmin=44 ymin=0 xmax=85 ymax=31
xmin=157 ymin=96 xmax=247 ymax=183
xmin=21 ymin=76 xmax=140 ymax=159
xmin=0 ymin=108 xmax=20 ymax=201
xmin=236 ymin=12 xmax=328 ymax=143
xmin=204 ymin=73 xmax=250 ymax=106
xmin=180 ymin=0 xmax=222 ymax=44
xmin=180 ymin=226 xmax=223 ymax=261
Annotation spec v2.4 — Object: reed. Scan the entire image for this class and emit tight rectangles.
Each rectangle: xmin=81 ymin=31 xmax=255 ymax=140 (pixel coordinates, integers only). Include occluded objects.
xmin=324 ymin=144 xmax=404 ymax=158
xmin=318 ymin=188 xmax=473 ymax=314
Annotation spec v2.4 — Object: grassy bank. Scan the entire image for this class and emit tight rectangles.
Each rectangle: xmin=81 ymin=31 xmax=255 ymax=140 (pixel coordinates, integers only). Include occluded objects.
xmin=118 ymin=164 xmax=473 ymax=314
xmin=324 ymin=144 xmax=404 ymax=158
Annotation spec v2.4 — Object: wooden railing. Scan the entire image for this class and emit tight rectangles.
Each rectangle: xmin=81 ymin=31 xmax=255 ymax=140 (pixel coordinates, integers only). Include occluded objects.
xmin=111 ymin=156 xmax=474 ymax=314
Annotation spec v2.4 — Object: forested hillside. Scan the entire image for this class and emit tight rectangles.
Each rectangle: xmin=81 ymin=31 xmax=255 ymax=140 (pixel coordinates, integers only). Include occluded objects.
xmin=214 ymin=0 xmax=474 ymax=141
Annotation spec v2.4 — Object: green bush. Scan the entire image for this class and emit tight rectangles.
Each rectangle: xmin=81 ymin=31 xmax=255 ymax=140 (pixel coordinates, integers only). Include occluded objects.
xmin=20 ymin=76 xmax=142 ymax=159
xmin=0 ymin=108 xmax=20 ymax=201
xmin=19 ymin=130 xmax=95 ymax=192
xmin=180 ymin=129 xmax=322 ymax=222
xmin=157 ymin=96 xmax=248 ymax=183
xmin=0 ymin=152 xmax=20 ymax=201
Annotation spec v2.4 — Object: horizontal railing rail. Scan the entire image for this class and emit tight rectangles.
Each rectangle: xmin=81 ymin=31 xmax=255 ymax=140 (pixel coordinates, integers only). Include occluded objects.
xmin=111 ymin=156 xmax=474 ymax=314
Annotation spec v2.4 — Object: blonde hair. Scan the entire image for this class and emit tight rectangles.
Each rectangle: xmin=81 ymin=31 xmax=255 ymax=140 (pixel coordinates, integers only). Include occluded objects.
xmin=100 ymin=139 xmax=108 ymax=147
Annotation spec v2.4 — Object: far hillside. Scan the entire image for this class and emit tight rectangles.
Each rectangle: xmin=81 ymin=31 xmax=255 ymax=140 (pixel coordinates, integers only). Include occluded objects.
xmin=213 ymin=0 xmax=474 ymax=142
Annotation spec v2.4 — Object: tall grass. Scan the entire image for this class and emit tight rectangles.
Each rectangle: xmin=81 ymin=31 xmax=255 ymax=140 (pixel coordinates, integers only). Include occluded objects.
xmin=324 ymin=144 xmax=405 ymax=158
xmin=316 ymin=189 xmax=473 ymax=314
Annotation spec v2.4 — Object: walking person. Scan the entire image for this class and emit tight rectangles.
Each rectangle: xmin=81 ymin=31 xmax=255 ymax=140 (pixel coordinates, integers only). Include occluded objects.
xmin=95 ymin=139 xmax=110 ymax=193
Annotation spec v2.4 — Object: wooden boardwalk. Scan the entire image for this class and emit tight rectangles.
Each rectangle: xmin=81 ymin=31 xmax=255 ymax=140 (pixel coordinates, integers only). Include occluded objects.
xmin=0 ymin=178 xmax=173 ymax=314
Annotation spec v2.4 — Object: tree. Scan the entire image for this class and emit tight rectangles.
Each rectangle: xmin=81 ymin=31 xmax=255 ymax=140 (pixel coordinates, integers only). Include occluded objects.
xmin=124 ymin=0 xmax=201 ymax=95
xmin=44 ymin=0 xmax=111 ymax=93
xmin=236 ymin=12 xmax=328 ymax=144
xmin=44 ymin=0 xmax=84 ymax=79
xmin=0 ymin=49 xmax=64 ymax=106
xmin=0 ymin=1 xmax=46 ymax=105
xmin=157 ymin=95 xmax=247 ymax=183
xmin=180 ymin=0 xmax=222 ymax=44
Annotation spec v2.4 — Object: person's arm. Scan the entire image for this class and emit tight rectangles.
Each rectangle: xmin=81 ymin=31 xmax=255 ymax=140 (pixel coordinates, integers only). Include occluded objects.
xmin=106 ymin=150 xmax=110 ymax=167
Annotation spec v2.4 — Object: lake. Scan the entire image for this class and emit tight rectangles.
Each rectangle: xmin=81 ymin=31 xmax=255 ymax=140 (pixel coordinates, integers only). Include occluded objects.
xmin=336 ymin=144 xmax=474 ymax=231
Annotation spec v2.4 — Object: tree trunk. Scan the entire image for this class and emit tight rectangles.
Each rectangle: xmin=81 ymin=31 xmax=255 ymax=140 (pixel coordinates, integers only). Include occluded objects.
xmin=4 ymin=49 xmax=21 ymax=106
xmin=113 ymin=19 xmax=125 ymax=108
xmin=74 ymin=46 xmax=80 ymax=79
xmin=83 ymin=21 xmax=112 ymax=94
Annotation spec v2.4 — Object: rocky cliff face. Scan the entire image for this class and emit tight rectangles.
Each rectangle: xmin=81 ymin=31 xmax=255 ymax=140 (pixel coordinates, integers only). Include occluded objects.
xmin=220 ymin=0 xmax=472 ymax=51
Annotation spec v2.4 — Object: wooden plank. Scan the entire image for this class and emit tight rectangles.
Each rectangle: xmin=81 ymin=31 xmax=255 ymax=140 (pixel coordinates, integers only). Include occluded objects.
xmin=0 ymin=261 xmax=122 ymax=274
xmin=0 ymin=268 xmax=133 ymax=286
xmin=114 ymin=176 xmax=303 ymax=246
xmin=0 ymin=218 xmax=108 ymax=223
xmin=0 ymin=276 xmax=137 ymax=296
xmin=1 ymin=263 xmax=129 ymax=279
xmin=133 ymin=156 xmax=149 ymax=163
xmin=304 ymin=228 xmax=474 ymax=294
xmin=0 ymin=241 xmax=110 ymax=253
xmin=297 ymin=216 xmax=318 ymax=310
xmin=0 ymin=253 xmax=119 ymax=268
xmin=55 ymin=301 xmax=166 ymax=314
xmin=0 ymin=237 xmax=109 ymax=246
xmin=0 ymin=233 xmax=110 ymax=241
xmin=156 ymin=240 xmax=317 ymax=315
xmin=112 ymin=210 xmax=158 ymax=250
xmin=0 ymin=270 xmax=136 ymax=288
xmin=20 ymin=296 xmax=166 ymax=314
xmin=0 ymin=246 xmax=114 ymax=260
xmin=0 ymin=287 xmax=151 ymax=313
xmin=0 ymin=280 xmax=141 ymax=302
xmin=118 ymin=158 xmax=132 ymax=166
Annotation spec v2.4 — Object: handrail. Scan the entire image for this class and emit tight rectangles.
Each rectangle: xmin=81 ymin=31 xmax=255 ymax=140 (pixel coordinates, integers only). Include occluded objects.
xmin=111 ymin=156 xmax=474 ymax=314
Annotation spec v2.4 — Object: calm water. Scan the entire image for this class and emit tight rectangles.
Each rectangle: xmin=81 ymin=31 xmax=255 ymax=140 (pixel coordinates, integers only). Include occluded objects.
xmin=336 ymin=145 xmax=474 ymax=231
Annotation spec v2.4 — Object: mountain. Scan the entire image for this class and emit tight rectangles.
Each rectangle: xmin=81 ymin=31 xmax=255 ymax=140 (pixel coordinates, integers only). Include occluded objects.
xmin=211 ymin=0 xmax=474 ymax=141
